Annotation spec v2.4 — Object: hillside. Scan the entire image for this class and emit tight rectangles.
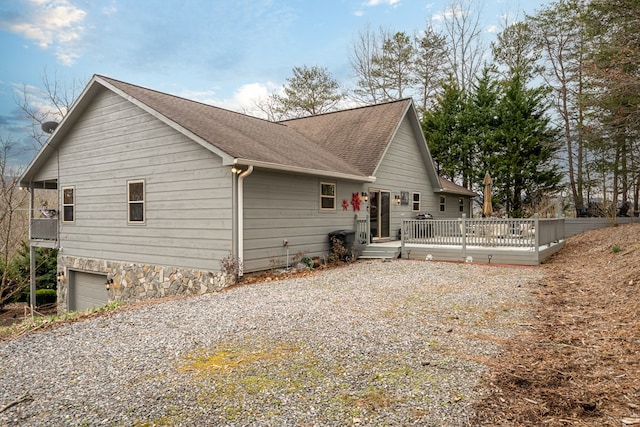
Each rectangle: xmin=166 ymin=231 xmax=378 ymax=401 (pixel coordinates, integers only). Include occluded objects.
xmin=474 ymin=222 xmax=640 ymax=426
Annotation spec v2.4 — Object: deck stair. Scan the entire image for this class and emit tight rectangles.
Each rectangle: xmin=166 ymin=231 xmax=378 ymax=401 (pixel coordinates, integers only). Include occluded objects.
xmin=358 ymin=244 xmax=401 ymax=260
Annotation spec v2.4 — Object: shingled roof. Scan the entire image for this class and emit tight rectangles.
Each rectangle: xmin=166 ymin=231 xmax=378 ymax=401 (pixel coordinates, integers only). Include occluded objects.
xmin=280 ymin=99 xmax=412 ymax=177
xmin=22 ymin=75 xmax=443 ymax=187
xmin=99 ymin=76 xmax=364 ymax=179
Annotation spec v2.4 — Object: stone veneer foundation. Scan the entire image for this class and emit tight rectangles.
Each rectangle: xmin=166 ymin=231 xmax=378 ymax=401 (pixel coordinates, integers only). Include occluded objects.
xmin=56 ymin=255 xmax=233 ymax=312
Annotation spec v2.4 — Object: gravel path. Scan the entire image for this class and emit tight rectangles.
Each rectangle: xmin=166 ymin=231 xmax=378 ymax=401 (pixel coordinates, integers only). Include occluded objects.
xmin=0 ymin=259 xmax=541 ymax=426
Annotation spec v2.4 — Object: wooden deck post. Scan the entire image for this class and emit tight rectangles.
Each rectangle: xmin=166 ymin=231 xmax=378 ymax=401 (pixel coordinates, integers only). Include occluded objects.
xmin=461 ymin=214 xmax=466 ymax=259
xmin=534 ymin=213 xmax=540 ymax=260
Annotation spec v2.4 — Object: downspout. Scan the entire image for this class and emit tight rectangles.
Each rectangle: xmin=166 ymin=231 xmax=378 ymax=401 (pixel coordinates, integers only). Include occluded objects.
xmin=237 ymin=165 xmax=253 ymax=279
xmin=28 ymin=185 xmax=36 ymax=313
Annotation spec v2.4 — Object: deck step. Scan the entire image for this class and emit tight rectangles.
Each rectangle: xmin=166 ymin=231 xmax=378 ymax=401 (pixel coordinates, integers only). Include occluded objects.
xmin=358 ymin=245 xmax=401 ymax=259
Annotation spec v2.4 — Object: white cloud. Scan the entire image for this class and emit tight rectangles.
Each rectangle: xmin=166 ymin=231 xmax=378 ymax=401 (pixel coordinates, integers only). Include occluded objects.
xmin=3 ymin=0 xmax=86 ymax=65
xmin=366 ymin=0 xmax=401 ymax=6
xmin=181 ymin=82 xmax=281 ymax=119
xmin=486 ymin=24 xmax=499 ymax=34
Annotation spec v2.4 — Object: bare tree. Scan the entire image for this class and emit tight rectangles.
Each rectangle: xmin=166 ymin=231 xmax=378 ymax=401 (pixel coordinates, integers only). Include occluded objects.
xmin=440 ymin=0 xmax=486 ymax=92
xmin=348 ymin=25 xmax=386 ymax=104
xmin=0 ymin=136 xmax=29 ymax=308
xmin=529 ymin=0 xmax=588 ymax=212
xmin=13 ymin=69 xmax=85 ymax=149
xmin=414 ymin=23 xmax=448 ymax=113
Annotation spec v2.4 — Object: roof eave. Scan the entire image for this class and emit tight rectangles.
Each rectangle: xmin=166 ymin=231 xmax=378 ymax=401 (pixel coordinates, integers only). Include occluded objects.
xmin=234 ymin=159 xmax=376 ymax=182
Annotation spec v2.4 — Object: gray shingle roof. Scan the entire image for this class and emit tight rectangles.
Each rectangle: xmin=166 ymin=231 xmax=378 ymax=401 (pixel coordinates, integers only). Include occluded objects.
xmin=279 ymin=99 xmax=412 ymax=176
xmin=99 ymin=76 xmax=365 ymax=178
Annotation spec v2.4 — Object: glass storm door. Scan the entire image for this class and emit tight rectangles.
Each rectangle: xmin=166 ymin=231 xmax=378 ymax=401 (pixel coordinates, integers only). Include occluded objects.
xmin=370 ymin=190 xmax=391 ymax=239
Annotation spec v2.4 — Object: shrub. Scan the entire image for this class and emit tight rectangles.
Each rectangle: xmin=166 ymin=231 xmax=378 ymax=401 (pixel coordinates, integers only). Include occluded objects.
xmin=26 ymin=289 xmax=57 ymax=306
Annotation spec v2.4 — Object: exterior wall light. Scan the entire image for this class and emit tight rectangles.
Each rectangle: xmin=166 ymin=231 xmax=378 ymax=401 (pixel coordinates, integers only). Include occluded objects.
xmin=394 ymin=195 xmax=401 ymax=205
xmin=361 ymin=192 xmax=368 ymax=202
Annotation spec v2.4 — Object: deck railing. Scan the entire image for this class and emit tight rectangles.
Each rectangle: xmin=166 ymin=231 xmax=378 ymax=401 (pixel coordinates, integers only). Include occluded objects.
xmin=30 ymin=218 xmax=58 ymax=241
xmin=401 ymin=214 xmax=564 ymax=252
xmin=355 ymin=218 xmax=369 ymax=246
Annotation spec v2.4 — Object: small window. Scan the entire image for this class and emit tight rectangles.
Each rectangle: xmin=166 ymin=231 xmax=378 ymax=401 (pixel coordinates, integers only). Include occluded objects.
xmin=62 ymin=187 xmax=75 ymax=222
xmin=320 ymin=182 xmax=336 ymax=210
xmin=439 ymin=195 xmax=446 ymax=212
xmin=412 ymin=192 xmax=420 ymax=211
xmin=459 ymin=198 xmax=464 ymax=212
xmin=128 ymin=180 xmax=145 ymax=223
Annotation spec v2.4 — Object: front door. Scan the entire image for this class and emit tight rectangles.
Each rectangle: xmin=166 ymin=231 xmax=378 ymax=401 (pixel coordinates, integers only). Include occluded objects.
xmin=370 ymin=190 xmax=391 ymax=239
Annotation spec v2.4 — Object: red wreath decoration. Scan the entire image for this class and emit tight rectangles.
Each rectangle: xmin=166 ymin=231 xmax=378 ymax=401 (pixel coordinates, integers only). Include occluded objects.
xmin=342 ymin=199 xmax=349 ymax=211
xmin=351 ymin=193 xmax=361 ymax=211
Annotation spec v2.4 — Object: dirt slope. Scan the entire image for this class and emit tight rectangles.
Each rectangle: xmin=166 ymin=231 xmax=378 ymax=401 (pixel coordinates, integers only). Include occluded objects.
xmin=473 ymin=222 xmax=640 ymax=426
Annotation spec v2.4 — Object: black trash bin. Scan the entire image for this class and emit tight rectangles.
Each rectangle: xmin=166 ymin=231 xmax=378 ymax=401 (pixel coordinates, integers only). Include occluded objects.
xmin=328 ymin=230 xmax=355 ymax=261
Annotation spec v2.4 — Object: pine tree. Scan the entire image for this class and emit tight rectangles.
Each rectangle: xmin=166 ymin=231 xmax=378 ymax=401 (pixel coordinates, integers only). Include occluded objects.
xmin=494 ymin=72 xmax=562 ymax=216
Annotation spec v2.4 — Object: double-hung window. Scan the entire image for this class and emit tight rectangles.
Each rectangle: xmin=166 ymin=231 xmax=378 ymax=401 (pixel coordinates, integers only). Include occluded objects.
xmin=412 ymin=192 xmax=420 ymax=212
xmin=320 ymin=182 xmax=336 ymax=210
xmin=62 ymin=187 xmax=75 ymax=222
xmin=439 ymin=195 xmax=446 ymax=212
xmin=128 ymin=180 xmax=145 ymax=223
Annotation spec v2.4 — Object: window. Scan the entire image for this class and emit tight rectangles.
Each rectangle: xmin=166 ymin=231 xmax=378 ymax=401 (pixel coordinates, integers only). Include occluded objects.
xmin=128 ymin=180 xmax=145 ymax=223
xmin=439 ymin=195 xmax=446 ymax=212
xmin=412 ymin=192 xmax=420 ymax=211
xmin=62 ymin=187 xmax=75 ymax=222
xmin=320 ymin=182 xmax=336 ymax=210
xmin=459 ymin=198 xmax=464 ymax=212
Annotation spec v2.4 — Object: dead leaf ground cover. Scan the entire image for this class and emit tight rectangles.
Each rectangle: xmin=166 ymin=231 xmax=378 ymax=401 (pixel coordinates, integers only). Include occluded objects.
xmin=473 ymin=222 xmax=640 ymax=426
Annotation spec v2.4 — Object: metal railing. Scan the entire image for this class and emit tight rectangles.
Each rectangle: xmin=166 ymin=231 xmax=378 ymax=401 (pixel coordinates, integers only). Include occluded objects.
xmin=30 ymin=218 xmax=58 ymax=241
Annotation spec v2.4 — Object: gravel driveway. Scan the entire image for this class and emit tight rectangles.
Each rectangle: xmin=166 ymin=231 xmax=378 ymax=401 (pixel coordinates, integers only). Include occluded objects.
xmin=0 ymin=259 xmax=541 ymax=426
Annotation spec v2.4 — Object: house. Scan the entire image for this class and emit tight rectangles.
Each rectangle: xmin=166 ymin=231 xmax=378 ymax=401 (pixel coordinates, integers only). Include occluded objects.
xmin=20 ymin=75 xmax=476 ymax=312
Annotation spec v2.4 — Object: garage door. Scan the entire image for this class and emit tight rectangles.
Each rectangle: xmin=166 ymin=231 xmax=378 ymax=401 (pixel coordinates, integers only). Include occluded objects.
xmin=69 ymin=271 xmax=109 ymax=311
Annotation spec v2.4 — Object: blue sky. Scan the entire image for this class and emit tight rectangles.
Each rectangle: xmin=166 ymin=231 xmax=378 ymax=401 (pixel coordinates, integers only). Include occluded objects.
xmin=1 ymin=0 xmax=552 ymax=167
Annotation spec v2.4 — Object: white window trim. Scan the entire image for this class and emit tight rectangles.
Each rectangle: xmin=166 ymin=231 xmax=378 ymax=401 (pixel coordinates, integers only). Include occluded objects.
xmin=411 ymin=192 xmax=421 ymax=212
xmin=61 ymin=186 xmax=75 ymax=223
xmin=320 ymin=181 xmax=336 ymax=211
xmin=439 ymin=195 xmax=446 ymax=212
xmin=127 ymin=179 xmax=145 ymax=224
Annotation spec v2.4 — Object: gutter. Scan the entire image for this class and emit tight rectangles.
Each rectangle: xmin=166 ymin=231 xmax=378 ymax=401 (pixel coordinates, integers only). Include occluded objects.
xmin=232 ymin=159 xmax=376 ymax=183
xmin=237 ymin=165 xmax=253 ymax=279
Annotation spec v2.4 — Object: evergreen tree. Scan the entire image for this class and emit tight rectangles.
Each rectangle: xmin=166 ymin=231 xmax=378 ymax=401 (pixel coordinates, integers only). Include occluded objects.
xmin=494 ymin=72 xmax=562 ymax=216
xmin=272 ymin=65 xmax=343 ymax=118
xmin=466 ymin=67 xmax=502 ymax=193
xmin=421 ymin=79 xmax=468 ymax=184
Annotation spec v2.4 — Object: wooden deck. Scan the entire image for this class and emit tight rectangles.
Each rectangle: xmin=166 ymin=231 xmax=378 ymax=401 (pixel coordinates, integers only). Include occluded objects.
xmin=356 ymin=215 xmax=566 ymax=266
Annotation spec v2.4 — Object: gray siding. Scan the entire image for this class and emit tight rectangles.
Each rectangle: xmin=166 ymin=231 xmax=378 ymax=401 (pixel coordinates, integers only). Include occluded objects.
xmin=437 ymin=194 xmax=469 ymax=218
xmin=57 ymin=88 xmax=232 ymax=270
xmin=243 ymin=170 xmax=364 ymax=272
xmin=372 ymin=116 xmax=438 ymax=234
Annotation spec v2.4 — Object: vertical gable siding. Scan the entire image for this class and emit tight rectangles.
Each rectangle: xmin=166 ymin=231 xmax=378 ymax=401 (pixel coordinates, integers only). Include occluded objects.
xmin=373 ymin=116 xmax=439 ymax=233
xmin=243 ymin=170 xmax=364 ymax=272
xmin=57 ymin=88 xmax=232 ymax=270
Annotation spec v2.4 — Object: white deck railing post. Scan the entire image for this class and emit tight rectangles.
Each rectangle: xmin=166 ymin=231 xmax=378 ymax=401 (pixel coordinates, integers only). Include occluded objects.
xmin=461 ymin=214 xmax=466 ymax=259
xmin=534 ymin=213 xmax=540 ymax=259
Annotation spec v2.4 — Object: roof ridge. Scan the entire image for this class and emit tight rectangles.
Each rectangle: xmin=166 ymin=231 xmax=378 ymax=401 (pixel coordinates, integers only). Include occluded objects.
xmin=279 ymin=98 xmax=412 ymax=123
xmin=95 ymin=74 xmax=280 ymax=126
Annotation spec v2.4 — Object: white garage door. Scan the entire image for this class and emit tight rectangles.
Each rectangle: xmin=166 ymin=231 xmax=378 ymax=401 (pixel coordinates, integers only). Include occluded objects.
xmin=69 ymin=271 xmax=109 ymax=311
